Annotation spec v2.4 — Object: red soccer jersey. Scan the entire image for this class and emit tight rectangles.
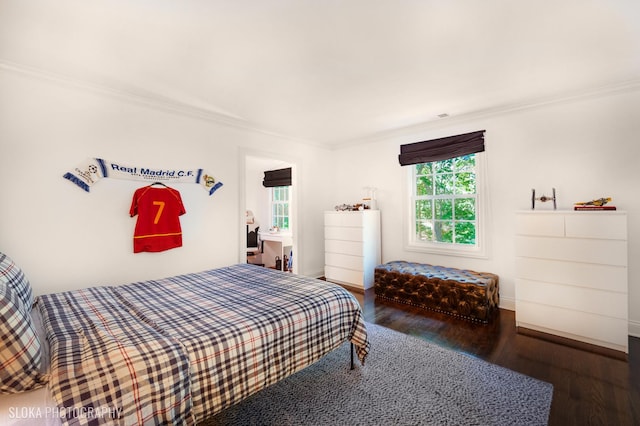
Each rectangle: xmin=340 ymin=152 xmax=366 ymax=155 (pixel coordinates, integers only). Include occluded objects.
xmin=129 ymin=185 xmax=186 ymax=253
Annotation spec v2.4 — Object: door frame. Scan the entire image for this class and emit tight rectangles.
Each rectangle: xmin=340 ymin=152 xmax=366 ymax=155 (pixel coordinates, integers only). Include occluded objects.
xmin=238 ymin=148 xmax=300 ymax=274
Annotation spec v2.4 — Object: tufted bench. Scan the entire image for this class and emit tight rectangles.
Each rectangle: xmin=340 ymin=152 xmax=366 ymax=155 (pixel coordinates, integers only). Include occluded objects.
xmin=374 ymin=261 xmax=499 ymax=323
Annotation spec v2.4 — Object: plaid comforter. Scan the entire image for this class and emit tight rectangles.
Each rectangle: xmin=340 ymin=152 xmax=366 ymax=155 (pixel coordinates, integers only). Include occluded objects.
xmin=37 ymin=264 xmax=370 ymax=425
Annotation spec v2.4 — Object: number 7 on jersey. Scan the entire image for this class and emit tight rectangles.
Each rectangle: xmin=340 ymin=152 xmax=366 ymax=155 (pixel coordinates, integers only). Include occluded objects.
xmin=153 ymin=201 xmax=165 ymax=224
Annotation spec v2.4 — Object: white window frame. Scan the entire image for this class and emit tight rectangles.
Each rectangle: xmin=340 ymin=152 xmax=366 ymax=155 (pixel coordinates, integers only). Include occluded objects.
xmin=403 ymin=152 xmax=489 ymax=259
xmin=270 ymin=186 xmax=291 ymax=230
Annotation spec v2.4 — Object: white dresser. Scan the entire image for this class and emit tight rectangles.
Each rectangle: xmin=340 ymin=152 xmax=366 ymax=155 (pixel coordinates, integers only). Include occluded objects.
xmin=324 ymin=210 xmax=381 ymax=290
xmin=514 ymin=211 xmax=628 ymax=355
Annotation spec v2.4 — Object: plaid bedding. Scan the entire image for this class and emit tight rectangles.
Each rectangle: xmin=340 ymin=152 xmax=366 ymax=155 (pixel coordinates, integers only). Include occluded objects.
xmin=37 ymin=264 xmax=370 ymax=425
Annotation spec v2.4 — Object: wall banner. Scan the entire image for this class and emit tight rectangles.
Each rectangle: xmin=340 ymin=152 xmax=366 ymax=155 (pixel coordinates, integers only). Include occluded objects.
xmin=64 ymin=158 xmax=223 ymax=195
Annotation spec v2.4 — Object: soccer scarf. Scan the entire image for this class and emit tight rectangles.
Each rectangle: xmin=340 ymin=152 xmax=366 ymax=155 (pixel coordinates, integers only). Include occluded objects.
xmin=64 ymin=158 xmax=223 ymax=195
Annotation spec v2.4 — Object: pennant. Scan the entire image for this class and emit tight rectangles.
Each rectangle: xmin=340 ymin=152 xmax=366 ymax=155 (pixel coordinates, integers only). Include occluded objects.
xmin=63 ymin=158 xmax=223 ymax=195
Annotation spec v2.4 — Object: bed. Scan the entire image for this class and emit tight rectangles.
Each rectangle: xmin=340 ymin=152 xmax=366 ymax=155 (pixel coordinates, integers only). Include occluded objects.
xmin=1 ymin=253 xmax=370 ymax=425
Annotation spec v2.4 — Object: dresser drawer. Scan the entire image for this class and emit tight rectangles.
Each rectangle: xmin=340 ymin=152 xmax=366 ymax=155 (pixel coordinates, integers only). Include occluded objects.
xmin=324 ymin=226 xmax=363 ymax=242
xmin=516 ymin=300 xmax=628 ymax=351
xmin=325 ymin=252 xmax=363 ymax=271
xmin=564 ymin=214 xmax=627 ymax=240
xmin=325 ymin=239 xmax=363 ymax=256
xmin=325 ymin=265 xmax=364 ymax=286
xmin=515 ymin=257 xmax=627 ymax=293
xmin=515 ymin=235 xmax=627 ymax=266
xmin=515 ymin=213 xmax=564 ymax=237
xmin=324 ymin=212 xmax=363 ymax=227
xmin=516 ymin=278 xmax=627 ymax=319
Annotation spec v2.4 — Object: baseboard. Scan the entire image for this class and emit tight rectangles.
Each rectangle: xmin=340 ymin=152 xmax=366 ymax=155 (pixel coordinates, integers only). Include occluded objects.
xmin=517 ymin=326 xmax=628 ymax=361
xmin=305 ymin=270 xmax=325 ymax=280
xmin=629 ymin=319 xmax=640 ymax=338
xmin=498 ymin=296 xmax=515 ymax=312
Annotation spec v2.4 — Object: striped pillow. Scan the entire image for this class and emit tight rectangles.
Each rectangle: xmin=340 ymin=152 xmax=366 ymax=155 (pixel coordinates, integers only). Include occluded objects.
xmin=0 ymin=252 xmax=34 ymax=315
xmin=0 ymin=282 xmax=48 ymax=394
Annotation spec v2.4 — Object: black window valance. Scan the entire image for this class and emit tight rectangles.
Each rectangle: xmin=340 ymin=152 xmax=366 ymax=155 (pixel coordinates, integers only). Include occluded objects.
xmin=263 ymin=167 xmax=292 ymax=187
xmin=398 ymin=130 xmax=485 ymax=166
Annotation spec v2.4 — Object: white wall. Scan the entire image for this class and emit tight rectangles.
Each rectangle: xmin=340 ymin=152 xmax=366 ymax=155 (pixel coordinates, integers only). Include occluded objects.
xmin=2 ymin=64 xmax=639 ymax=337
xmin=329 ymin=88 xmax=640 ymax=336
xmin=0 ymin=68 xmax=332 ymax=295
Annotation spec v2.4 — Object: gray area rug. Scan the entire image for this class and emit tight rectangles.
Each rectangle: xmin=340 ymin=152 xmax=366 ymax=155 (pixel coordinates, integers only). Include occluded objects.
xmin=202 ymin=323 xmax=553 ymax=425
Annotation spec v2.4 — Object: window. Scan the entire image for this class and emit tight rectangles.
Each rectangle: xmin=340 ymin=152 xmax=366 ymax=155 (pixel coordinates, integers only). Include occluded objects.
xmin=408 ymin=153 xmax=486 ymax=257
xmin=270 ymin=186 xmax=290 ymax=230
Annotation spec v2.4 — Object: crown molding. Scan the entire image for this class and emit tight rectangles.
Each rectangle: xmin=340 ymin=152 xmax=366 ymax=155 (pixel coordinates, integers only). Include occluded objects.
xmin=331 ymin=77 xmax=640 ymax=149
xmin=0 ymin=60 xmax=321 ymax=148
xmin=3 ymin=60 xmax=639 ymax=151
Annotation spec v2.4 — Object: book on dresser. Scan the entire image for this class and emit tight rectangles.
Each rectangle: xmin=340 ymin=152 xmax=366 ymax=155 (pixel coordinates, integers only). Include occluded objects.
xmin=573 ymin=205 xmax=617 ymax=211
xmin=324 ymin=210 xmax=381 ymax=291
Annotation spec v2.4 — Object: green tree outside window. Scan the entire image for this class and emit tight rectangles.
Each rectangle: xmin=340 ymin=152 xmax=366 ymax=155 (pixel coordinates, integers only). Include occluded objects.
xmin=413 ymin=154 xmax=477 ymax=245
xmin=271 ymin=186 xmax=290 ymax=230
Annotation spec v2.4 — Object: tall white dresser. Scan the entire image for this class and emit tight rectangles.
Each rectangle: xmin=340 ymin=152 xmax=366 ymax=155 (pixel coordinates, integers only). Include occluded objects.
xmin=324 ymin=210 xmax=381 ymax=290
xmin=514 ymin=211 xmax=628 ymax=356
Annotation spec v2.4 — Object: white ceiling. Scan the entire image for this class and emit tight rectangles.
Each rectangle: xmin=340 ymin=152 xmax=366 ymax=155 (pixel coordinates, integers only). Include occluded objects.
xmin=2 ymin=0 xmax=639 ymax=146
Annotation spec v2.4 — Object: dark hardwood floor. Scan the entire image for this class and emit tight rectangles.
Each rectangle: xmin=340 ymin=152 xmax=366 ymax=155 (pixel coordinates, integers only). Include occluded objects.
xmin=349 ymin=288 xmax=639 ymax=426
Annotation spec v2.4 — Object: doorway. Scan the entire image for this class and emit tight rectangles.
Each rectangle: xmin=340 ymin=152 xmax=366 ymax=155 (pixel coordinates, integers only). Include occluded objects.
xmin=240 ymin=151 xmax=298 ymax=273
